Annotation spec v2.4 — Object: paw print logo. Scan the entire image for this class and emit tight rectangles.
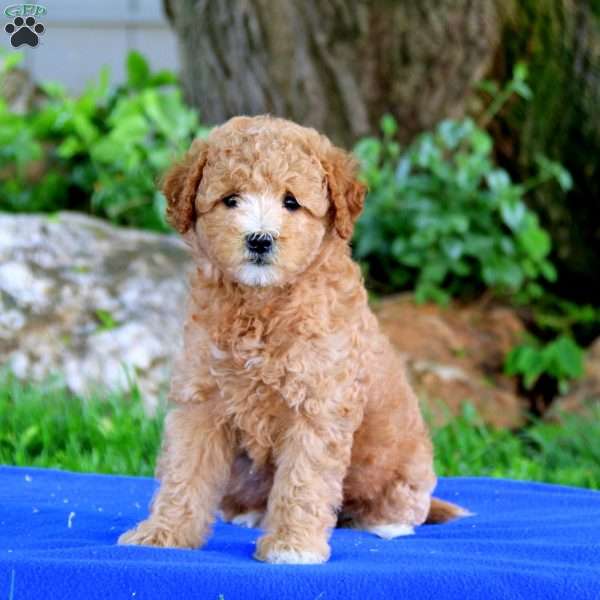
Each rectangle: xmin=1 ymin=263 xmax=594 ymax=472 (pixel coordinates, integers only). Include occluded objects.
xmin=5 ymin=16 xmax=45 ymax=48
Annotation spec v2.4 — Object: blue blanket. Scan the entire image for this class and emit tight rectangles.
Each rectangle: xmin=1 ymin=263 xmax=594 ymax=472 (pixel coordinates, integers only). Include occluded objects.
xmin=0 ymin=466 xmax=598 ymax=599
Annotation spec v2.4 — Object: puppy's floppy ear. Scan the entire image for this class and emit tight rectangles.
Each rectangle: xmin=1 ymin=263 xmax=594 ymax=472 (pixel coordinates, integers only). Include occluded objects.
xmin=322 ymin=146 xmax=366 ymax=240
xmin=162 ymin=138 xmax=209 ymax=234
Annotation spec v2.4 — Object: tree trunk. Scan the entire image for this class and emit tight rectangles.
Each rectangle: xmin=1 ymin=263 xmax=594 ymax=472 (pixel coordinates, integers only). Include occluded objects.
xmin=492 ymin=0 xmax=600 ymax=304
xmin=164 ymin=0 xmax=600 ymax=303
xmin=164 ymin=0 xmax=499 ymax=146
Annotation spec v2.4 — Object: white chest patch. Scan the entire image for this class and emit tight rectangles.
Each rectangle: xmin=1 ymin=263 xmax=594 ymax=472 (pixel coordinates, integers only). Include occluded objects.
xmin=236 ymin=263 xmax=279 ymax=287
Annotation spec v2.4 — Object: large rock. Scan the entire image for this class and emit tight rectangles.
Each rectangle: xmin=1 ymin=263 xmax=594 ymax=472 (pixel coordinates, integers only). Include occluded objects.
xmin=1 ymin=212 xmax=525 ymax=424
xmin=0 ymin=212 xmax=192 ymax=410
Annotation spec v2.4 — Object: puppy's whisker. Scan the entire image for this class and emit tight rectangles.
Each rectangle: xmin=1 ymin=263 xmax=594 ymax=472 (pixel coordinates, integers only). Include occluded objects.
xmin=246 ymin=230 xmax=279 ymax=241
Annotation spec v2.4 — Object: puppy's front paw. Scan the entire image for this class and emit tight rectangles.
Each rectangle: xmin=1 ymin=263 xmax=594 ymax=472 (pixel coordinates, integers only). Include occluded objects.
xmin=118 ymin=519 xmax=200 ymax=549
xmin=254 ymin=534 xmax=330 ymax=564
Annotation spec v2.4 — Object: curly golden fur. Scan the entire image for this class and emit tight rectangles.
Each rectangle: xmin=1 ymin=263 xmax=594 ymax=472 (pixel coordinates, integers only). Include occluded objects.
xmin=118 ymin=115 xmax=466 ymax=564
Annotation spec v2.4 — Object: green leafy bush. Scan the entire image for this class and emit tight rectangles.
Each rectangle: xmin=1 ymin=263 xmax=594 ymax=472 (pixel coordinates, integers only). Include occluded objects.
xmin=353 ymin=67 xmax=571 ymax=303
xmin=0 ymin=50 xmax=206 ymax=230
xmin=1 ymin=55 xmax=577 ymax=309
xmin=528 ymin=293 xmax=600 ymax=345
xmin=504 ymin=335 xmax=584 ymax=394
xmin=0 ymin=53 xmax=70 ymax=212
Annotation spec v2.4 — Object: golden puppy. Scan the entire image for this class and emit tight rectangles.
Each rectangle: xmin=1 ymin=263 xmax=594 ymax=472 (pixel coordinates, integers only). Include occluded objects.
xmin=119 ymin=115 xmax=465 ymax=564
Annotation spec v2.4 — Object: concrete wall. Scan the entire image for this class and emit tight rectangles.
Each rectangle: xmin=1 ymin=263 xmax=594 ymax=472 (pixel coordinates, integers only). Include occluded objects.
xmin=1 ymin=0 xmax=180 ymax=92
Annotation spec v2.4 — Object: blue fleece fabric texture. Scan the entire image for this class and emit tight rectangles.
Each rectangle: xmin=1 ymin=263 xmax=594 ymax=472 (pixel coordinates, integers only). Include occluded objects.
xmin=0 ymin=466 xmax=598 ymax=600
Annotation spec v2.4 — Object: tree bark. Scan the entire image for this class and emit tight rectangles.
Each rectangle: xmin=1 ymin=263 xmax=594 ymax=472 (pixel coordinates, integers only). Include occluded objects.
xmin=492 ymin=0 xmax=600 ymax=303
xmin=164 ymin=0 xmax=600 ymax=303
xmin=164 ymin=0 xmax=499 ymax=146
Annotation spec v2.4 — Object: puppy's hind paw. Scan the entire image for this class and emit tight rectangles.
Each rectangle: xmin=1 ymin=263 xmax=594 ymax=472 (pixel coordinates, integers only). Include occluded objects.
xmin=364 ymin=522 xmax=415 ymax=539
xmin=228 ymin=510 xmax=264 ymax=528
xmin=338 ymin=515 xmax=415 ymax=539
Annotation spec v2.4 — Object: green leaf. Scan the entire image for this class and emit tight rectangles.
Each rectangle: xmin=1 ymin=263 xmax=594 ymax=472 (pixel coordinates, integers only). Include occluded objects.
xmin=0 ymin=51 xmax=24 ymax=74
xmin=354 ymin=138 xmax=381 ymax=168
xmin=39 ymin=81 xmax=67 ymax=99
xmin=438 ymin=119 xmax=467 ymax=149
xmin=421 ymin=262 xmax=448 ymax=284
xmin=441 ymin=238 xmax=464 ymax=260
xmin=477 ymin=80 xmax=499 ymax=96
xmin=505 ymin=344 xmax=544 ymax=389
xmin=512 ymin=80 xmax=532 ymax=100
xmin=94 ymin=309 xmax=118 ymax=332
xmin=126 ymin=51 xmax=151 ymax=89
xmin=544 ymin=336 xmax=584 ymax=380
xmin=483 ymin=259 xmax=524 ymax=289
xmin=413 ymin=134 xmax=440 ymax=168
xmin=149 ymin=70 xmax=178 ymax=87
xmin=505 ymin=335 xmax=584 ymax=392
xmin=380 ymin=114 xmax=398 ymax=138
xmin=72 ymin=113 xmax=100 ymax=145
xmin=556 ymin=168 xmax=573 ymax=191
xmin=500 ymin=200 xmax=526 ymax=230
xmin=487 ymin=169 xmax=511 ymax=191
xmin=513 ymin=62 xmax=529 ymax=82
xmin=414 ymin=283 xmax=450 ymax=305
xmin=447 ymin=214 xmax=469 ymax=234
xmin=540 ymin=261 xmax=557 ymax=282
xmin=469 ymin=129 xmax=493 ymax=155
xmin=518 ymin=224 xmax=551 ymax=260
xmin=57 ymin=136 xmax=83 ymax=158
xmin=21 ymin=424 xmax=40 ymax=448
xmin=394 ymin=158 xmax=411 ymax=182
xmin=391 ymin=238 xmax=407 ymax=259
xmin=535 ymin=155 xmax=573 ymax=191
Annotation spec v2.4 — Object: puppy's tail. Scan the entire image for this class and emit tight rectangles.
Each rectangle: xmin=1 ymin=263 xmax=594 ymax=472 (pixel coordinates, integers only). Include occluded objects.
xmin=426 ymin=497 xmax=472 ymax=524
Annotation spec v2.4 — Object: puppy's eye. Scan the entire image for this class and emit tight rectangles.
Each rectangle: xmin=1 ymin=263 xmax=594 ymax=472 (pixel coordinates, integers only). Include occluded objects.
xmin=222 ymin=194 xmax=239 ymax=208
xmin=283 ymin=193 xmax=300 ymax=211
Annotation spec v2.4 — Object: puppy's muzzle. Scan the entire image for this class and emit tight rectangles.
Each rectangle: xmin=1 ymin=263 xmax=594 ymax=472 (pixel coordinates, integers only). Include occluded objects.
xmin=245 ymin=232 xmax=273 ymax=256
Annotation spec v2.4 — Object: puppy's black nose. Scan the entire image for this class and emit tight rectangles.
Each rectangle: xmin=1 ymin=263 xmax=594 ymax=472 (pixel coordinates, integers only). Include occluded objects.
xmin=245 ymin=232 xmax=273 ymax=255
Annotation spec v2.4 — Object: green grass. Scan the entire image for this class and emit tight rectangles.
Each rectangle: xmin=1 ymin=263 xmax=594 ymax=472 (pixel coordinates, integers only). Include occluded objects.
xmin=433 ymin=404 xmax=600 ymax=489
xmin=1 ymin=372 xmax=599 ymax=489
xmin=0 ymin=373 xmax=163 ymax=476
